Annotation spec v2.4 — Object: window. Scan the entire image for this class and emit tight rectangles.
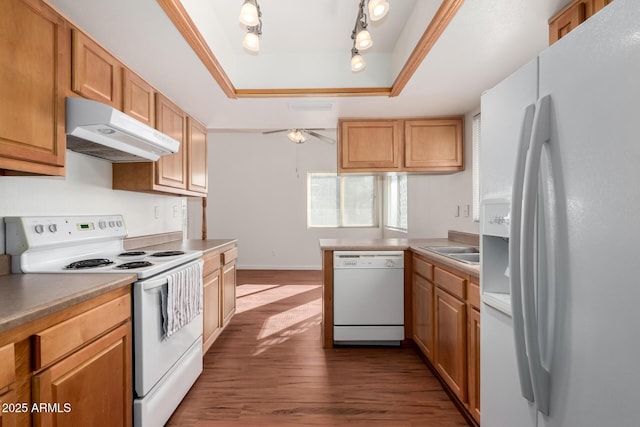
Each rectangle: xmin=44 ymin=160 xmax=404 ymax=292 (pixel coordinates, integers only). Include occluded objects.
xmin=385 ymin=175 xmax=407 ymax=231
xmin=472 ymin=113 xmax=481 ymax=222
xmin=307 ymin=173 xmax=377 ymax=227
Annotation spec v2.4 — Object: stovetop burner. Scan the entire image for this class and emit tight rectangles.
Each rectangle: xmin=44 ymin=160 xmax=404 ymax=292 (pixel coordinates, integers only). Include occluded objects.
xmin=64 ymin=258 xmax=115 ymax=270
xmin=149 ymin=251 xmax=185 ymax=258
xmin=118 ymin=251 xmax=147 ymax=257
xmin=115 ymin=261 xmax=154 ymax=270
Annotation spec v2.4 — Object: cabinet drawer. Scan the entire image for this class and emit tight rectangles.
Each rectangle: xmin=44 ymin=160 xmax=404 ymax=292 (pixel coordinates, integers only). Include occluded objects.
xmin=413 ymin=256 xmax=433 ymax=281
xmin=202 ymin=250 xmax=221 ymax=277
xmin=0 ymin=343 xmax=15 ymax=389
xmin=434 ymin=267 xmax=466 ymax=300
xmin=222 ymin=247 xmax=238 ymax=265
xmin=33 ymin=294 xmax=130 ymax=370
xmin=467 ymin=279 xmax=480 ymax=309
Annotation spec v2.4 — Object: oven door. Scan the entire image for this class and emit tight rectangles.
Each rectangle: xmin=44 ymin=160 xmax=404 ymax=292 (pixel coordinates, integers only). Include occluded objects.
xmin=132 ymin=258 xmax=203 ymax=397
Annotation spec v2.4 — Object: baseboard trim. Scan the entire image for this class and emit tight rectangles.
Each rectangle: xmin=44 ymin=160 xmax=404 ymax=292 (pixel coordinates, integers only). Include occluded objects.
xmin=239 ymin=265 xmax=321 ymax=271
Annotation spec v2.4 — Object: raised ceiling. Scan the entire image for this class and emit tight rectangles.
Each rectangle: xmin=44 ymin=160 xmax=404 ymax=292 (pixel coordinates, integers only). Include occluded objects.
xmin=159 ymin=0 xmax=464 ymax=98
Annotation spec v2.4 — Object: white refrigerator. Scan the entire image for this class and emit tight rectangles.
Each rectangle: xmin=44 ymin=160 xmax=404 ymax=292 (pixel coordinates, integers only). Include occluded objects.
xmin=479 ymin=0 xmax=640 ymax=426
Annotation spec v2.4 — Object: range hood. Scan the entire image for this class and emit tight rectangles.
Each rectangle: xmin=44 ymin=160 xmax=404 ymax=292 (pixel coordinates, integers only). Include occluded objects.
xmin=65 ymin=97 xmax=180 ymax=162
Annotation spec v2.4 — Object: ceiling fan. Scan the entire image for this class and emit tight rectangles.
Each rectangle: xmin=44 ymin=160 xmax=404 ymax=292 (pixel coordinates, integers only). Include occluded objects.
xmin=262 ymin=128 xmax=336 ymax=145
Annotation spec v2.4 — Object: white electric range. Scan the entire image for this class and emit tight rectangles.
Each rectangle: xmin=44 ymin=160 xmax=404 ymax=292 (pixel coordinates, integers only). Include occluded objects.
xmin=4 ymin=215 xmax=204 ymax=427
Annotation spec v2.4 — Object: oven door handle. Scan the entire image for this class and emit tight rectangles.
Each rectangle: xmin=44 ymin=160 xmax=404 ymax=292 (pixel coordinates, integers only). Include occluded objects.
xmin=143 ymin=277 xmax=169 ymax=292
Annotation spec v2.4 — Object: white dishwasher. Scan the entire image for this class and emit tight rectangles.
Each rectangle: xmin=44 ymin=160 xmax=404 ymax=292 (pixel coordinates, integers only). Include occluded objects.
xmin=333 ymin=251 xmax=404 ymax=345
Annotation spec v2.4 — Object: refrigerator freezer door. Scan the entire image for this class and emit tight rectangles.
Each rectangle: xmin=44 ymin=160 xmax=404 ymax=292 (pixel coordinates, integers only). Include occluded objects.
xmin=480 ymin=304 xmax=537 ymax=427
xmin=537 ymin=0 xmax=640 ymax=425
xmin=480 ymin=58 xmax=538 ymax=200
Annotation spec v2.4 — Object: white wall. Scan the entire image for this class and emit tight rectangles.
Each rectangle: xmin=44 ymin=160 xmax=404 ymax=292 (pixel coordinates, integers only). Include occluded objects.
xmin=198 ymin=132 xmax=381 ymax=270
xmin=0 ymin=151 xmax=184 ymax=254
xmin=198 ymin=111 xmax=479 ymax=270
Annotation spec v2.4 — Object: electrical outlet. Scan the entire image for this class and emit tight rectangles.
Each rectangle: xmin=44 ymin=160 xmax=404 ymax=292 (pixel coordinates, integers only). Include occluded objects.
xmin=154 ymin=206 xmax=161 ymax=219
xmin=173 ymin=206 xmax=179 ymax=218
xmin=454 ymin=205 xmax=460 ymax=217
xmin=464 ymin=204 xmax=470 ymax=217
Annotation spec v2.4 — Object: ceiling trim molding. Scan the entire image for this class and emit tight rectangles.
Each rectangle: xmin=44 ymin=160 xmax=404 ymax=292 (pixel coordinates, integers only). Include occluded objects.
xmin=157 ymin=0 xmax=462 ymax=99
xmin=156 ymin=0 xmax=237 ymax=99
xmin=235 ymin=87 xmax=392 ymax=98
xmin=390 ymin=0 xmax=465 ymax=97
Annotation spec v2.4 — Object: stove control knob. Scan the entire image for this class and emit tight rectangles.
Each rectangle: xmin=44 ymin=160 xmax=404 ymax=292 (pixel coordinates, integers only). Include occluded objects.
xmin=98 ymin=221 xmax=107 ymax=229
xmin=48 ymin=224 xmax=57 ymax=233
xmin=386 ymin=260 xmax=394 ymax=267
xmin=34 ymin=224 xmax=44 ymax=234
xmin=116 ymin=220 xmax=123 ymax=228
xmin=108 ymin=221 xmax=116 ymax=228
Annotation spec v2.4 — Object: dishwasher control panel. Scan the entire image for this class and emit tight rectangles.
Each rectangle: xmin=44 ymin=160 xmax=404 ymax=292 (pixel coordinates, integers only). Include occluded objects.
xmin=334 ymin=251 xmax=404 ymax=269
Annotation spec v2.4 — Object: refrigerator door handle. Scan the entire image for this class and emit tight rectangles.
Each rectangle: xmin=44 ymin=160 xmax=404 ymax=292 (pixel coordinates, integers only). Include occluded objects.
xmin=521 ymin=94 xmax=552 ymax=416
xmin=509 ymin=103 xmax=536 ymax=403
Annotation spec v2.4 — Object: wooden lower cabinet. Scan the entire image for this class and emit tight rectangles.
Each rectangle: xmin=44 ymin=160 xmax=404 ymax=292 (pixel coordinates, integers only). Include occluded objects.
xmin=0 ymin=388 xmax=18 ymax=427
xmin=202 ymin=266 xmax=222 ymax=354
xmin=221 ymin=261 xmax=237 ymax=326
xmin=32 ymin=323 xmax=132 ymax=427
xmin=412 ymin=274 xmax=434 ymax=361
xmin=434 ymin=287 xmax=467 ymax=402
xmin=467 ymin=306 xmax=481 ymax=424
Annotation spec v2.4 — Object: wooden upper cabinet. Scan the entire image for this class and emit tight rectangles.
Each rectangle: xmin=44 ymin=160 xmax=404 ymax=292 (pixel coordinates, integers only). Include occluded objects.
xmin=404 ymin=118 xmax=463 ymax=172
xmin=338 ymin=119 xmax=403 ymax=172
xmin=122 ymin=69 xmax=155 ymax=127
xmin=338 ymin=117 xmax=464 ymax=173
xmin=549 ymin=0 xmax=613 ymax=44
xmin=71 ymin=29 xmax=122 ymax=108
xmin=155 ymin=94 xmax=187 ymax=190
xmin=0 ymin=0 xmax=67 ymax=175
xmin=187 ymin=117 xmax=208 ymax=194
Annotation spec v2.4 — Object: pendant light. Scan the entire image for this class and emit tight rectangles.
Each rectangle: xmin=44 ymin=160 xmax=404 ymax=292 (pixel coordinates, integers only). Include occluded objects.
xmin=368 ymin=0 xmax=390 ymax=21
xmin=351 ymin=48 xmax=366 ymax=72
xmin=242 ymin=28 xmax=261 ymax=52
xmin=239 ymin=0 xmax=259 ymax=26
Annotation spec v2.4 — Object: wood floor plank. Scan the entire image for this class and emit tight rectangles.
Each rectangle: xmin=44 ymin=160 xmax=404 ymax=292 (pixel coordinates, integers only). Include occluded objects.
xmin=167 ymin=270 xmax=469 ymax=426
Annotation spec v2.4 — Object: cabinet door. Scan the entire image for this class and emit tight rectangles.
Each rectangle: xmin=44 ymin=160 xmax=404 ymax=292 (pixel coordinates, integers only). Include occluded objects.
xmin=0 ymin=388 xmax=18 ymax=427
xmin=32 ymin=323 xmax=132 ymax=427
xmin=203 ymin=270 xmax=221 ymax=354
xmin=71 ymin=29 xmax=122 ymax=108
xmin=0 ymin=0 xmax=67 ymax=175
xmin=549 ymin=1 xmax=591 ymax=44
xmin=467 ymin=307 xmax=481 ymax=424
xmin=122 ymin=69 xmax=155 ymax=127
xmin=404 ymin=118 xmax=463 ymax=171
xmin=155 ymin=94 xmax=187 ymax=189
xmin=221 ymin=262 xmax=237 ymax=326
xmin=434 ymin=287 xmax=467 ymax=402
xmin=187 ymin=117 xmax=208 ymax=194
xmin=412 ymin=275 xmax=434 ymax=361
xmin=338 ymin=120 xmax=403 ymax=172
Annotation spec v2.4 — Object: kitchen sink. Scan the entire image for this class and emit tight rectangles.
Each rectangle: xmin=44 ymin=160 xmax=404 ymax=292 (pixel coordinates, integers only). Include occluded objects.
xmin=419 ymin=246 xmax=480 ymax=265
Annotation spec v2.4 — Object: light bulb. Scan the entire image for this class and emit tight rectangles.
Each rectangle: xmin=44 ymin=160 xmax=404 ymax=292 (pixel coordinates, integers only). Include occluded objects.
xmin=355 ymin=29 xmax=373 ymax=50
xmin=368 ymin=0 xmax=389 ymax=21
xmin=351 ymin=53 xmax=366 ymax=72
xmin=239 ymin=2 xmax=259 ymax=26
xmin=242 ymin=31 xmax=260 ymax=52
xmin=287 ymin=130 xmax=306 ymax=143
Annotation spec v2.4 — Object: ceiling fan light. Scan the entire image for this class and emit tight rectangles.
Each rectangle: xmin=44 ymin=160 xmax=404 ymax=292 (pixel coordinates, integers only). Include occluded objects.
xmin=287 ymin=130 xmax=306 ymax=144
xmin=351 ymin=53 xmax=366 ymax=72
xmin=355 ymin=30 xmax=373 ymax=50
xmin=368 ymin=0 xmax=389 ymax=21
xmin=239 ymin=1 xmax=259 ymax=26
xmin=242 ymin=31 xmax=260 ymax=52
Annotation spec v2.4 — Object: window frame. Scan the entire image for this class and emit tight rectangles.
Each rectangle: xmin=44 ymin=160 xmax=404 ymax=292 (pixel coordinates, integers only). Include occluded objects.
xmin=384 ymin=174 xmax=408 ymax=232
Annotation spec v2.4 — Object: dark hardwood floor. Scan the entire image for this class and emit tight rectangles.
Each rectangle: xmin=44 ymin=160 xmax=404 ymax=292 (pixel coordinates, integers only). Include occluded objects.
xmin=167 ymin=270 xmax=469 ymax=426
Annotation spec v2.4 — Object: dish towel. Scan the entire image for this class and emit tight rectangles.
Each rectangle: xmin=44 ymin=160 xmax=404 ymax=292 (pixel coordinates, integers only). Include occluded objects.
xmin=161 ymin=260 xmax=203 ymax=339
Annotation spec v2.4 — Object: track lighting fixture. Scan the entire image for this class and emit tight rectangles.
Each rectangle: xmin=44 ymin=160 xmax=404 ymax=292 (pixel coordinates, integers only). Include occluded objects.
xmin=239 ymin=0 xmax=262 ymax=53
xmin=350 ymin=0 xmax=390 ymax=72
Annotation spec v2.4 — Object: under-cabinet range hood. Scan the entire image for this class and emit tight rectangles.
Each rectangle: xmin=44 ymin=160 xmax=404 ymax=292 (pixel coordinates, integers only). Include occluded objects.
xmin=65 ymin=97 xmax=179 ymax=162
